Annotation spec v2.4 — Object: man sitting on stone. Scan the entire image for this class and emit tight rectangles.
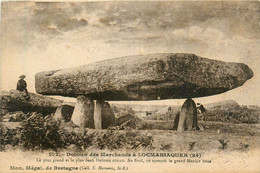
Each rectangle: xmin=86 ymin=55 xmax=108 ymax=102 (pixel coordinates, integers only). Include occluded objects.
xmin=16 ymin=75 xmax=30 ymax=100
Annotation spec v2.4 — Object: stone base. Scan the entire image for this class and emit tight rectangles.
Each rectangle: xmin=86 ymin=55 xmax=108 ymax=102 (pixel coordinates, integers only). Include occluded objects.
xmin=101 ymin=102 xmax=116 ymax=129
xmin=94 ymin=100 xmax=116 ymax=129
xmin=177 ymin=98 xmax=199 ymax=132
xmin=54 ymin=105 xmax=74 ymax=122
xmin=94 ymin=100 xmax=103 ymax=129
xmin=71 ymin=96 xmax=116 ymax=129
xmin=71 ymin=95 xmax=94 ymax=128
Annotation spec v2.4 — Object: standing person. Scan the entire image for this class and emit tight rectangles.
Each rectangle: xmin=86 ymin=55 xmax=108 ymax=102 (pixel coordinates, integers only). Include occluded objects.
xmin=196 ymin=103 xmax=206 ymax=114
xmin=16 ymin=75 xmax=30 ymax=100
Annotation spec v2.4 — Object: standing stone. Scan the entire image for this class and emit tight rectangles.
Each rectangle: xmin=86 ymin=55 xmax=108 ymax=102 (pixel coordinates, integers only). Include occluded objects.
xmin=94 ymin=100 xmax=103 ymax=129
xmin=101 ymin=102 xmax=116 ymax=129
xmin=54 ymin=105 xmax=74 ymax=122
xmin=71 ymin=95 xmax=94 ymax=128
xmin=173 ymin=111 xmax=180 ymax=130
xmin=177 ymin=98 xmax=199 ymax=132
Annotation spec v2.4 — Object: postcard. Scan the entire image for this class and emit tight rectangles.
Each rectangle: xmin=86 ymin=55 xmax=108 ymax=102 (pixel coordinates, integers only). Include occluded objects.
xmin=0 ymin=1 xmax=259 ymax=173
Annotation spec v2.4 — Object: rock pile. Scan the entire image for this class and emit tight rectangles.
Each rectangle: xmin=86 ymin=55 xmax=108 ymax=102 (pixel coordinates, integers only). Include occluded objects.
xmin=0 ymin=90 xmax=63 ymax=117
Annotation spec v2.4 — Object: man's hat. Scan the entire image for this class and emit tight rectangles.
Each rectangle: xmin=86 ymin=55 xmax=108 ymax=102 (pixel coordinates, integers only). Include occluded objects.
xmin=19 ymin=75 xmax=26 ymax=78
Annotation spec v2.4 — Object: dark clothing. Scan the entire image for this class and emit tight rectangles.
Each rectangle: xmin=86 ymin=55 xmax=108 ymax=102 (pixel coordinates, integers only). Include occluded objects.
xmin=17 ymin=79 xmax=30 ymax=100
xmin=17 ymin=79 xmax=27 ymax=91
xmin=199 ymin=105 xmax=206 ymax=113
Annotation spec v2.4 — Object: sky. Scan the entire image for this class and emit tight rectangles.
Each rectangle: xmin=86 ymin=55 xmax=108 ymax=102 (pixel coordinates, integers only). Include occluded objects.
xmin=1 ymin=1 xmax=260 ymax=106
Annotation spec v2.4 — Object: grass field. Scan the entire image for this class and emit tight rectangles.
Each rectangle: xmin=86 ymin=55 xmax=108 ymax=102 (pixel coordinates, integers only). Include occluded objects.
xmin=1 ymin=120 xmax=259 ymax=152
xmin=1 ymin=120 xmax=260 ymax=173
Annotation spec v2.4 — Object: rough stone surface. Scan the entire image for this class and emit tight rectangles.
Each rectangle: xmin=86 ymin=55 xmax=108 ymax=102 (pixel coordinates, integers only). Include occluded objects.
xmin=35 ymin=53 xmax=253 ymax=100
xmin=54 ymin=104 xmax=74 ymax=122
xmin=71 ymin=95 xmax=94 ymax=128
xmin=173 ymin=111 xmax=180 ymax=130
xmin=177 ymin=98 xmax=199 ymax=132
xmin=94 ymin=100 xmax=103 ymax=129
xmin=0 ymin=90 xmax=63 ymax=115
xmin=101 ymin=102 xmax=116 ymax=129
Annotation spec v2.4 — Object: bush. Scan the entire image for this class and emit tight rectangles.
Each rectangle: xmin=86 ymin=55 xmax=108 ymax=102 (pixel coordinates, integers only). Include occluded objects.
xmin=198 ymin=106 xmax=260 ymax=124
xmin=20 ymin=113 xmax=62 ymax=151
xmin=59 ymin=129 xmax=94 ymax=151
xmin=58 ymin=126 xmax=154 ymax=151
xmin=91 ymin=127 xmax=154 ymax=150
xmin=0 ymin=124 xmax=21 ymax=151
xmin=1 ymin=113 xmax=154 ymax=151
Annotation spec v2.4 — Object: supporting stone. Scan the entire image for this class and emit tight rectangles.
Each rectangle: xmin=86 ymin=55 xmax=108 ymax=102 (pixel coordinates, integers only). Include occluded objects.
xmin=177 ymin=98 xmax=199 ymax=132
xmin=173 ymin=111 xmax=180 ymax=130
xmin=101 ymin=101 xmax=116 ymax=129
xmin=71 ymin=97 xmax=116 ymax=129
xmin=71 ymin=95 xmax=94 ymax=128
xmin=94 ymin=100 xmax=103 ymax=129
xmin=54 ymin=104 xmax=74 ymax=122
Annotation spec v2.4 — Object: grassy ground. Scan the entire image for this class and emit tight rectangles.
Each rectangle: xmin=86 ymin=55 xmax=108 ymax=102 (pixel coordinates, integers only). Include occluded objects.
xmin=145 ymin=120 xmax=260 ymax=134
xmin=1 ymin=120 xmax=260 ymax=173
xmin=1 ymin=120 xmax=260 ymax=152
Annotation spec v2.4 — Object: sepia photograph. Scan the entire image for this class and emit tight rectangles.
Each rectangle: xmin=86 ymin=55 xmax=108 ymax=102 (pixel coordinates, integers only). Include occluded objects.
xmin=0 ymin=1 xmax=260 ymax=172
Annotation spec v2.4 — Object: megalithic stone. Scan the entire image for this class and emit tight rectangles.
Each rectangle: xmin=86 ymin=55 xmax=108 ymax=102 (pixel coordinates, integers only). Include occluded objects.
xmin=173 ymin=111 xmax=180 ymax=130
xmin=35 ymin=53 xmax=253 ymax=100
xmin=101 ymin=101 xmax=116 ymax=129
xmin=0 ymin=90 xmax=63 ymax=115
xmin=177 ymin=98 xmax=198 ymax=132
xmin=54 ymin=104 xmax=74 ymax=122
xmin=35 ymin=53 xmax=254 ymax=131
xmin=71 ymin=95 xmax=94 ymax=128
xmin=193 ymin=105 xmax=199 ymax=130
xmin=94 ymin=100 xmax=103 ymax=129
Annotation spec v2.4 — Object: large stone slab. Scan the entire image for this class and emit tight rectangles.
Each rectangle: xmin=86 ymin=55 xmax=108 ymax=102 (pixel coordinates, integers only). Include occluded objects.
xmin=35 ymin=53 xmax=253 ymax=100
